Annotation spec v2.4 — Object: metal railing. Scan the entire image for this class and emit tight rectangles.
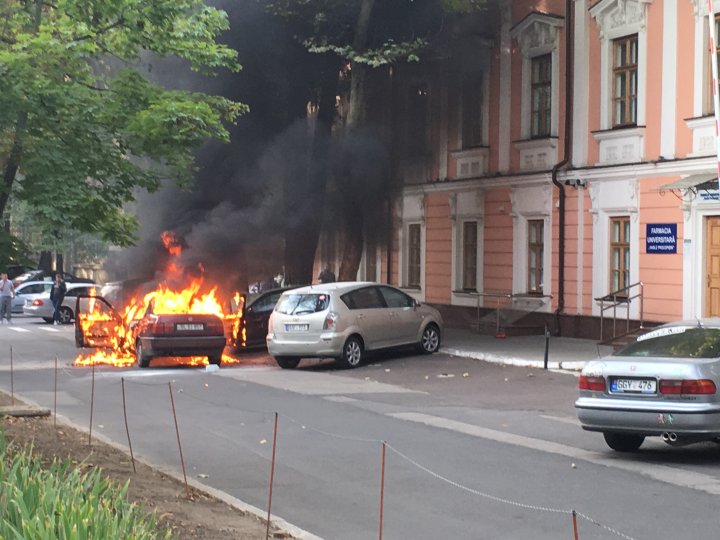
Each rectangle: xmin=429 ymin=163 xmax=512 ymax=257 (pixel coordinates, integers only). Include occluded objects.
xmin=465 ymin=291 xmax=552 ymax=335
xmin=595 ymin=281 xmax=644 ymax=342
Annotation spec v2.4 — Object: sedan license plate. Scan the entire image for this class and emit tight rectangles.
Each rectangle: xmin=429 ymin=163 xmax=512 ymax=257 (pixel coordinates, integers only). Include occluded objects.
xmin=611 ymin=378 xmax=657 ymax=394
xmin=285 ymin=323 xmax=309 ymax=332
xmin=176 ymin=323 xmax=204 ymax=331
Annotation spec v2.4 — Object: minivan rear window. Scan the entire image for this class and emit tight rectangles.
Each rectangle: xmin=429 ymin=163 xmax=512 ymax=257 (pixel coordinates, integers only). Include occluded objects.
xmin=276 ymin=293 xmax=330 ymax=315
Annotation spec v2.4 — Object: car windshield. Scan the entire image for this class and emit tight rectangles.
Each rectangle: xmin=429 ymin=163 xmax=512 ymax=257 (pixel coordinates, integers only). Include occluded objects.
xmin=275 ymin=293 xmax=330 ymax=315
xmin=616 ymin=327 xmax=720 ymax=358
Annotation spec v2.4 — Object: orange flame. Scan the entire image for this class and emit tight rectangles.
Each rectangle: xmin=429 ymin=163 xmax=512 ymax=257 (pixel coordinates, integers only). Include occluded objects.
xmin=74 ymin=231 xmax=244 ymax=368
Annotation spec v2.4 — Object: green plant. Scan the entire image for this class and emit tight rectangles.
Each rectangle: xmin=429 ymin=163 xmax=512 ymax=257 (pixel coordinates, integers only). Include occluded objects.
xmin=0 ymin=434 xmax=172 ymax=539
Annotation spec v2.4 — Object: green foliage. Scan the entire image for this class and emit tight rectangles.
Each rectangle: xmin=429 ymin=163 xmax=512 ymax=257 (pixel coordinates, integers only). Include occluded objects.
xmin=0 ymin=0 xmax=248 ymax=246
xmin=306 ymin=37 xmax=426 ymax=67
xmin=0 ymin=434 xmax=171 ymax=539
xmin=0 ymin=229 xmax=33 ymax=270
xmin=440 ymin=0 xmax=487 ymax=13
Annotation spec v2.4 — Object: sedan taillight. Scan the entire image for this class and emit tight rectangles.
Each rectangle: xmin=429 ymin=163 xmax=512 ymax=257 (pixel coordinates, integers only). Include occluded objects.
xmin=659 ymin=379 xmax=717 ymax=395
xmin=32 ymin=299 xmax=44 ymax=306
xmin=323 ymin=311 xmax=338 ymax=331
xmin=578 ymin=375 xmax=606 ymax=392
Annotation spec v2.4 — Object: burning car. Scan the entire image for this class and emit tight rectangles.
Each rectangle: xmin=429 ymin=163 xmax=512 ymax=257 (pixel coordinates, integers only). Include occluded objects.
xmin=73 ymin=231 xmax=244 ymax=369
xmin=75 ymin=295 xmax=228 ymax=368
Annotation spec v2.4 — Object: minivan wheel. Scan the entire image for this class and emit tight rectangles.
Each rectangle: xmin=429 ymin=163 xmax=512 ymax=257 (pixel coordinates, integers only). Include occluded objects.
xmin=419 ymin=324 xmax=441 ymax=354
xmin=338 ymin=336 xmax=363 ymax=369
xmin=275 ymin=356 xmax=301 ymax=369
xmin=603 ymin=432 xmax=645 ymax=452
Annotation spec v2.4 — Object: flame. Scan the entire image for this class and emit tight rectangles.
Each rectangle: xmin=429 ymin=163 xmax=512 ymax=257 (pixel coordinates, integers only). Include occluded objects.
xmin=74 ymin=231 xmax=245 ymax=368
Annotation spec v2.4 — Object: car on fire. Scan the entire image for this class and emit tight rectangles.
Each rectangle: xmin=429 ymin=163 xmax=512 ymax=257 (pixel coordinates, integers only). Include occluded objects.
xmin=75 ymin=295 xmax=228 ymax=368
xmin=266 ymin=281 xmax=443 ymax=369
xmin=576 ymin=319 xmax=720 ymax=452
xmin=23 ymin=283 xmax=98 ymax=324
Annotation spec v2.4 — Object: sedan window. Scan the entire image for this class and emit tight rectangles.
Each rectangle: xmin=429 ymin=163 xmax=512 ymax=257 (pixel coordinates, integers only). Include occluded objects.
xmin=617 ymin=327 xmax=720 ymax=358
xmin=276 ymin=293 xmax=330 ymax=315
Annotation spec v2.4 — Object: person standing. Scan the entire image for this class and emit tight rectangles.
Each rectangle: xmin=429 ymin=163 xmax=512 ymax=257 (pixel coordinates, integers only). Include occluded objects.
xmin=318 ymin=265 xmax=336 ymax=283
xmin=0 ymin=273 xmax=14 ymax=324
xmin=50 ymin=273 xmax=67 ymax=325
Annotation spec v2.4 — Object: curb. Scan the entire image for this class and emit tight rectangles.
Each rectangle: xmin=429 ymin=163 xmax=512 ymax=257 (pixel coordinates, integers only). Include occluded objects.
xmin=440 ymin=347 xmax=587 ymax=373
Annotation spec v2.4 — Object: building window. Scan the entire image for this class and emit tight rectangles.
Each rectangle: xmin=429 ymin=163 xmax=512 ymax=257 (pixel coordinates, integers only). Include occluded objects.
xmin=462 ymin=221 xmax=477 ymax=290
xmin=530 ymin=55 xmax=552 ymax=138
xmin=610 ymin=216 xmax=630 ymax=292
xmin=527 ymin=220 xmax=544 ymax=293
xmin=461 ymin=72 xmax=483 ymax=148
xmin=407 ymin=223 xmax=421 ymax=288
xmin=612 ymin=35 xmax=638 ymax=127
xmin=406 ymin=83 xmax=428 ymax=156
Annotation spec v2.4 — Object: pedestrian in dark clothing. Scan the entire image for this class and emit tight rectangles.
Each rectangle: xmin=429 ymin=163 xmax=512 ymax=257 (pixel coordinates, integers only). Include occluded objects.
xmin=318 ymin=266 xmax=336 ymax=283
xmin=50 ymin=273 xmax=67 ymax=325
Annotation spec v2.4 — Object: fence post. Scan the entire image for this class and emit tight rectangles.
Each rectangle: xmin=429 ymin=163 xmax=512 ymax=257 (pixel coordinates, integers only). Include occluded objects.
xmin=543 ymin=323 xmax=550 ymax=370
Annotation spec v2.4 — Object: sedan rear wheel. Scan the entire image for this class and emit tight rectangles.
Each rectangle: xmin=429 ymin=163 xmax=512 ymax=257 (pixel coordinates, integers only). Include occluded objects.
xmin=136 ymin=341 xmax=152 ymax=369
xmin=275 ymin=356 xmax=300 ymax=369
xmin=603 ymin=432 xmax=645 ymax=452
xmin=58 ymin=307 xmax=73 ymax=324
xmin=419 ymin=324 xmax=441 ymax=354
xmin=338 ymin=336 xmax=363 ymax=369
xmin=208 ymin=355 xmax=221 ymax=366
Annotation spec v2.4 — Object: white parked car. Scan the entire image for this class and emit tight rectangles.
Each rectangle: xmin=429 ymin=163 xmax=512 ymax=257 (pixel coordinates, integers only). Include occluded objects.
xmin=11 ymin=280 xmax=52 ymax=314
xmin=23 ymin=283 xmax=98 ymax=324
xmin=266 ymin=281 xmax=443 ymax=369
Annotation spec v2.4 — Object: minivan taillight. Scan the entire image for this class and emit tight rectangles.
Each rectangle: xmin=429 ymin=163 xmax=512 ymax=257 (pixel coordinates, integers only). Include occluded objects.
xmin=659 ymin=379 xmax=717 ymax=395
xmin=579 ymin=375 xmax=606 ymax=392
xmin=323 ymin=311 xmax=338 ymax=331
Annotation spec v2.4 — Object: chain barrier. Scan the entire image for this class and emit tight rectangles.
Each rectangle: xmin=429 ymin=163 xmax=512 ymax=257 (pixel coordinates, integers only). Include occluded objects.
xmin=3 ymin=354 xmax=640 ymax=540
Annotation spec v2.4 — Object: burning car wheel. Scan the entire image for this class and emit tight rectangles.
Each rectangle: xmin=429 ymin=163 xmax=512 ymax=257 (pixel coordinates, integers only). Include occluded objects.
xmin=58 ymin=307 xmax=73 ymax=325
xmin=338 ymin=336 xmax=364 ymax=369
xmin=275 ymin=356 xmax=300 ymax=369
xmin=603 ymin=432 xmax=645 ymax=452
xmin=208 ymin=355 xmax=221 ymax=366
xmin=136 ymin=341 xmax=152 ymax=368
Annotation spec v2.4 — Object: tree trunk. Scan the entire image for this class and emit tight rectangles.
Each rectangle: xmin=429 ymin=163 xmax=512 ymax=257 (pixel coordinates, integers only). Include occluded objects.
xmin=337 ymin=0 xmax=375 ymax=281
xmin=283 ymin=58 xmax=338 ymax=287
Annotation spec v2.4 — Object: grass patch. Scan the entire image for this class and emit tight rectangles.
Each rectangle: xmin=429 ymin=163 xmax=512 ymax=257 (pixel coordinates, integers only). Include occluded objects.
xmin=0 ymin=433 xmax=172 ymax=539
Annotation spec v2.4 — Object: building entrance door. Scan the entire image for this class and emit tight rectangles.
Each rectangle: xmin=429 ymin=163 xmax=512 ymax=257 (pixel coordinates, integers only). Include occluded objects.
xmin=706 ymin=217 xmax=720 ymax=316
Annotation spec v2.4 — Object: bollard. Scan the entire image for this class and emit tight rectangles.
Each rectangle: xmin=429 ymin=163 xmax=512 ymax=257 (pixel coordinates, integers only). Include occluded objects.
xmin=168 ymin=382 xmax=190 ymax=498
xmin=9 ymin=346 xmax=13 ymax=406
xmin=379 ymin=441 xmax=386 ymax=540
xmin=543 ymin=323 xmax=550 ymax=370
xmin=572 ymin=509 xmax=579 ymax=539
xmin=54 ymin=356 xmax=58 ymax=429
xmin=266 ymin=412 xmax=279 ymax=540
xmin=88 ymin=363 xmax=95 ymax=446
xmin=121 ymin=378 xmax=136 ymax=473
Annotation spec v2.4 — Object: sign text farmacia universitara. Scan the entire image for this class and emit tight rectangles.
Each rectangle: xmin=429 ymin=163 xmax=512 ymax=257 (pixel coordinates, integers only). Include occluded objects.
xmin=645 ymin=223 xmax=677 ymax=254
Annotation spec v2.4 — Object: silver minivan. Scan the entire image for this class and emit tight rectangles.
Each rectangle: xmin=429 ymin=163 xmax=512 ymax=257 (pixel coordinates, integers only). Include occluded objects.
xmin=266 ymin=281 xmax=443 ymax=369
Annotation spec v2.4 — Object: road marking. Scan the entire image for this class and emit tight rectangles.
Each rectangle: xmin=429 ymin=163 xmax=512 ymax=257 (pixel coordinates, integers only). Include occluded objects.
xmin=388 ymin=412 xmax=720 ymax=495
xmin=37 ymin=327 xmax=60 ymax=332
xmin=540 ymin=414 xmax=581 ymax=426
xmin=6 ymin=326 xmax=30 ymax=333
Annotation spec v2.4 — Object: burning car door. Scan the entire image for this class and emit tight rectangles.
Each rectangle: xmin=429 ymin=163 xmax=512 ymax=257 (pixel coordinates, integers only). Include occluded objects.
xmin=75 ymin=295 xmax=125 ymax=349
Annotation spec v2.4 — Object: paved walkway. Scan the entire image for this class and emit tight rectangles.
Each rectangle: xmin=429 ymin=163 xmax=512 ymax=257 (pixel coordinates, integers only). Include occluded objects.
xmin=440 ymin=327 xmax=614 ymax=371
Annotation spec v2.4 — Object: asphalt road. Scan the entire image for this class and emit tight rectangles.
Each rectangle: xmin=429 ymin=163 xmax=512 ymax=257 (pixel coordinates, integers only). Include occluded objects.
xmin=2 ymin=316 xmax=720 ymax=539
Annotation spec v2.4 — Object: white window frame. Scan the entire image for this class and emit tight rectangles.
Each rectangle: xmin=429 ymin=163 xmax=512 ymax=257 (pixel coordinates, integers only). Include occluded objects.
xmin=588 ymin=179 xmax=641 ymax=319
xmin=510 ymin=13 xmax=563 ymax=140
xmin=589 ymin=0 xmax=651 ymax=131
xmin=398 ymin=193 xmax=426 ymax=302
xmin=450 ymin=191 xmax=484 ymax=307
xmin=509 ymin=186 xmax=553 ymax=312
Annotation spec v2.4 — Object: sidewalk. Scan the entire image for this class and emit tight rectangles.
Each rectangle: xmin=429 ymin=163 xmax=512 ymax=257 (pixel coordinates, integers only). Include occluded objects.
xmin=440 ymin=327 xmax=614 ymax=372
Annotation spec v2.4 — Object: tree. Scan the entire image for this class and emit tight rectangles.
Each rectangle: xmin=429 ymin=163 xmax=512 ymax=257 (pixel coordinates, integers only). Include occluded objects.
xmin=0 ymin=0 xmax=247 ymax=247
xmin=268 ymin=0 xmax=487 ymax=281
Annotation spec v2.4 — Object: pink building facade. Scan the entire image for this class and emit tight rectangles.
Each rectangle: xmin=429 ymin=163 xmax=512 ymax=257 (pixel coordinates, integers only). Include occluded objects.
xmin=319 ymin=0 xmax=720 ymax=337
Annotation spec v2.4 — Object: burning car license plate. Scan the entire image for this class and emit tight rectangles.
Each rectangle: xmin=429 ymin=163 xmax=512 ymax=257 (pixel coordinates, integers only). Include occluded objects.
xmin=176 ymin=323 xmax=204 ymax=331
xmin=611 ymin=378 xmax=657 ymax=394
xmin=285 ymin=323 xmax=309 ymax=332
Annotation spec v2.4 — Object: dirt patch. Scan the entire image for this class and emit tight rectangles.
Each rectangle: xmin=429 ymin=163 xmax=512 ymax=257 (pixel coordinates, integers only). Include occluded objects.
xmin=0 ymin=392 xmax=295 ymax=539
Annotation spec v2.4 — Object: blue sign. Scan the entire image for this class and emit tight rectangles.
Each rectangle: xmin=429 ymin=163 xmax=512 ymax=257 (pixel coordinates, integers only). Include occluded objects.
xmin=646 ymin=223 xmax=677 ymax=254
